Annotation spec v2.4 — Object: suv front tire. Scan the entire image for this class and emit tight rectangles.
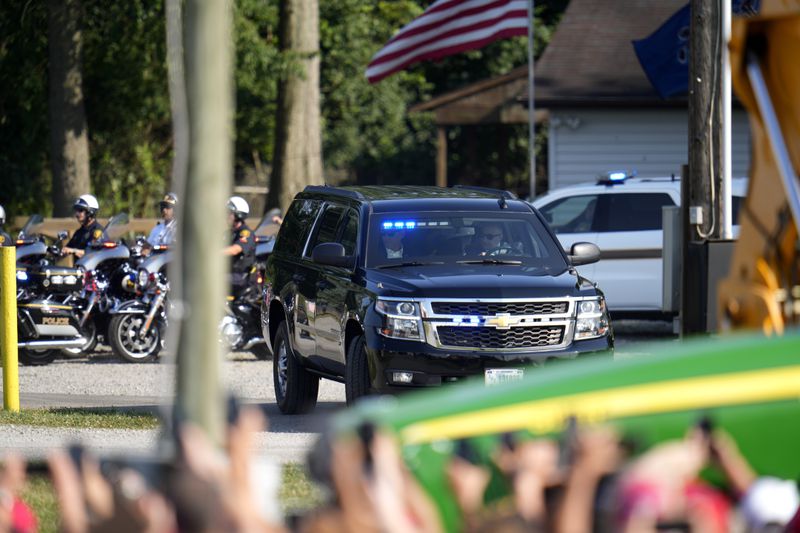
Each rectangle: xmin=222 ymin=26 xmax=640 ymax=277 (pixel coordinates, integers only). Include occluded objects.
xmin=273 ymin=321 xmax=319 ymax=414
xmin=345 ymin=334 xmax=372 ymax=405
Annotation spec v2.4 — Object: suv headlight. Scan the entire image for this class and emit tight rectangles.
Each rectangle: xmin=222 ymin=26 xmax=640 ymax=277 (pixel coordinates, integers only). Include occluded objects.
xmin=376 ymin=300 xmax=424 ymax=341
xmin=574 ymin=297 xmax=610 ymax=340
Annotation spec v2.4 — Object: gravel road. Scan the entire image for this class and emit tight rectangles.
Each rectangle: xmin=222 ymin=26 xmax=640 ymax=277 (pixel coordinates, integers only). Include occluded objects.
xmin=0 ymin=349 xmax=346 ymax=464
xmin=0 ymin=321 xmax=673 ymax=464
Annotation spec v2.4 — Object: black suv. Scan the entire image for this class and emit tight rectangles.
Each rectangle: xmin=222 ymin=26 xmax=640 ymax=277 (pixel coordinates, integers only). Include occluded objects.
xmin=262 ymin=186 xmax=613 ymax=414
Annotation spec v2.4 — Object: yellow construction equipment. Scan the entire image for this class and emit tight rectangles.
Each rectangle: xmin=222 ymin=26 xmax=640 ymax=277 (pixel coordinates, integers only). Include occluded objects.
xmin=719 ymin=0 xmax=800 ymax=334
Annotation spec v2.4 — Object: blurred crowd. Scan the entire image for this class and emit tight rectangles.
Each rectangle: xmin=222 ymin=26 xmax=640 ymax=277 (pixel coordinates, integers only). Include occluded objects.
xmin=1 ymin=408 xmax=798 ymax=533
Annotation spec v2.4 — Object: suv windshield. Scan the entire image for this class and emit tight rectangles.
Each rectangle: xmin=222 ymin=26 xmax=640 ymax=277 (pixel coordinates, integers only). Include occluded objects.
xmin=366 ymin=211 xmax=567 ymax=271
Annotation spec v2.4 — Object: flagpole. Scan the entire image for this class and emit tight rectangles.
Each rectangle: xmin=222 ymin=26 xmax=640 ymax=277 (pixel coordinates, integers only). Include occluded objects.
xmin=527 ymin=0 xmax=536 ymax=199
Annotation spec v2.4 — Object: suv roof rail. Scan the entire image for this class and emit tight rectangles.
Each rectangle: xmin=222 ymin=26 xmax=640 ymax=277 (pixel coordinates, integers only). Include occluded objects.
xmin=303 ymin=185 xmax=366 ymax=200
xmin=450 ymin=185 xmax=518 ymax=200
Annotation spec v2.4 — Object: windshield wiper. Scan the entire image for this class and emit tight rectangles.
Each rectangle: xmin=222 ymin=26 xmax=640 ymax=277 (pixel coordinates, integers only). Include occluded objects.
xmin=376 ymin=261 xmax=444 ymax=269
xmin=457 ymin=258 xmax=523 ymax=265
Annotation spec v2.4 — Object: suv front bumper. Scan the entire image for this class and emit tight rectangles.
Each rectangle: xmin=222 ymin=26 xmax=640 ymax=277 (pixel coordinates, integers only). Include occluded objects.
xmin=364 ymin=327 xmax=613 ymax=393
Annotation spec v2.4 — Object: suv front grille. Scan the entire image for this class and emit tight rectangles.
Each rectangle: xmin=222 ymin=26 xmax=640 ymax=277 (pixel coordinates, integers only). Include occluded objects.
xmin=431 ymin=301 xmax=568 ymax=316
xmin=436 ymin=325 xmax=564 ymax=349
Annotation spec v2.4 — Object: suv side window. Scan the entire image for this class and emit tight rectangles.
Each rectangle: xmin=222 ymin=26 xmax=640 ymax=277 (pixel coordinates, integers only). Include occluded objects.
xmin=305 ymin=204 xmax=345 ymax=257
xmin=339 ymin=209 xmax=359 ymax=256
xmin=538 ymin=195 xmax=599 ymax=233
xmin=277 ymin=199 xmax=322 ymax=257
xmin=602 ymin=193 xmax=675 ymax=232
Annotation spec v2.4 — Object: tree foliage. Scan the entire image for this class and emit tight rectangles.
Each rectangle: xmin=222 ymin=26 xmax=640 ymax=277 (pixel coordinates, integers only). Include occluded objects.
xmin=0 ymin=0 xmax=566 ymax=220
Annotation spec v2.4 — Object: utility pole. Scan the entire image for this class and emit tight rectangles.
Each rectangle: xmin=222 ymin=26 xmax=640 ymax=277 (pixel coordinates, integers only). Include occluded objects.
xmin=682 ymin=0 xmax=722 ymax=335
xmin=173 ymin=0 xmax=232 ymax=444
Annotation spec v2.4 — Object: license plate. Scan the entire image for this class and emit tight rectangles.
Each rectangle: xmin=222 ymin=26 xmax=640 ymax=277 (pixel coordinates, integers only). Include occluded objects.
xmin=485 ymin=368 xmax=524 ymax=385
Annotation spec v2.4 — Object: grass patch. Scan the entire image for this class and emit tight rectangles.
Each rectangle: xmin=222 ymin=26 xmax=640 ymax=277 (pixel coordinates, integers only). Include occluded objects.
xmin=22 ymin=474 xmax=59 ymax=533
xmin=18 ymin=462 xmax=324 ymax=532
xmin=280 ymin=463 xmax=326 ymax=514
xmin=0 ymin=408 xmax=160 ymax=430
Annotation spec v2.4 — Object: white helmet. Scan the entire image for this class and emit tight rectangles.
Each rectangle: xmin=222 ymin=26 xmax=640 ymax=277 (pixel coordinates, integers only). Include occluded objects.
xmin=73 ymin=194 xmax=99 ymax=216
xmin=227 ymin=196 xmax=250 ymax=220
xmin=0 ymin=205 xmax=5 ymax=225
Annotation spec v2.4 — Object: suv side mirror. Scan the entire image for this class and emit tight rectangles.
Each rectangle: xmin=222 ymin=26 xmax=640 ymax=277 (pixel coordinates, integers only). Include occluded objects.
xmin=312 ymin=242 xmax=353 ymax=268
xmin=569 ymin=242 xmax=600 ymax=266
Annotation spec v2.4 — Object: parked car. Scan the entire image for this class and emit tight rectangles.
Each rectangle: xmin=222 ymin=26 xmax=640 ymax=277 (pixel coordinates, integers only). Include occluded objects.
xmin=531 ymin=175 xmax=748 ymax=318
xmin=262 ymin=185 xmax=613 ymax=414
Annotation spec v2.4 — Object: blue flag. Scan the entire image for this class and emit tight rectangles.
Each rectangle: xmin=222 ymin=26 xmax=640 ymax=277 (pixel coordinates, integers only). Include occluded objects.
xmin=632 ymin=3 xmax=690 ymax=99
xmin=633 ymin=1 xmax=761 ymax=99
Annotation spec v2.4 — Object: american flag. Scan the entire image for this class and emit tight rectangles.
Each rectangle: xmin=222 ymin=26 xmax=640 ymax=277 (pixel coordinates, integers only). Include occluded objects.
xmin=366 ymin=0 xmax=529 ymax=84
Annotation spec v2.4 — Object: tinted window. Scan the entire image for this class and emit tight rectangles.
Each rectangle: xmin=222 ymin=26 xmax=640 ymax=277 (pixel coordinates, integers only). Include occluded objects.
xmin=538 ymin=195 xmax=598 ymax=233
xmin=276 ymin=199 xmax=321 ymax=257
xmin=366 ymin=212 xmax=568 ymax=273
xmin=339 ymin=209 xmax=359 ymax=256
xmin=603 ymin=193 xmax=675 ymax=232
xmin=305 ymin=204 xmax=346 ymax=257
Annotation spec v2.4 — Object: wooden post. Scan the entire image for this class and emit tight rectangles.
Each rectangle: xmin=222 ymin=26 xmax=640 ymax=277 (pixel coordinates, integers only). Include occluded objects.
xmin=436 ymin=126 xmax=447 ymax=188
xmin=173 ymin=0 xmax=232 ymax=444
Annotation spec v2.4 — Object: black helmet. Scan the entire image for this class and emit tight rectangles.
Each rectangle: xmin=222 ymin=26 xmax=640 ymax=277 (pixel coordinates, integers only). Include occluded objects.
xmin=73 ymin=194 xmax=99 ymax=217
xmin=159 ymin=192 xmax=178 ymax=209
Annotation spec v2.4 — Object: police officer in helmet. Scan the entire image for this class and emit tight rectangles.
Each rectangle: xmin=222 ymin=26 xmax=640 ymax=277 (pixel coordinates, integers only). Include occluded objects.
xmin=223 ymin=196 xmax=255 ymax=294
xmin=62 ymin=194 xmax=103 ymax=259
xmin=0 ymin=205 xmax=12 ymax=247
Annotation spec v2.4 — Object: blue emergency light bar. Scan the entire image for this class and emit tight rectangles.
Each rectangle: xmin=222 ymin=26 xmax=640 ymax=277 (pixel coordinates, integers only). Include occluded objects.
xmin=608 ymin=171 xmax=627 ymax=181
xmin=597 ymin=170 xmax=636 ymax=185
xmin=382 ymin=221 xmax=417 ymax=230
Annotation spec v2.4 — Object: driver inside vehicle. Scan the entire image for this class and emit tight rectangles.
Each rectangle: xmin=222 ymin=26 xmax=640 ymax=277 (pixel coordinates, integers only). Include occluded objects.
xmin=466 ymin=222 xmax=520 ymax=256
xmin=381 ymin=229 xmax=405 ymax=259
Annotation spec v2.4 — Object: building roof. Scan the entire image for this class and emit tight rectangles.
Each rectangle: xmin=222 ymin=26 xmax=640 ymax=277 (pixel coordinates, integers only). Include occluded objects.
xmin=534 ymin=0 xmax=687 ymax=106
xmin=408 ymin=66 xmax=545 ymax=125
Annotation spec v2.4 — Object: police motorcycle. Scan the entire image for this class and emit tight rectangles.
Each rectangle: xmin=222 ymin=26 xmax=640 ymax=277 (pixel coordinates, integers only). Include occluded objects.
xmin=70 ymin=213 xmax=138 ymax=355
xmin=107 ymin=245 xmax=170 ymax=363
xmin=14 ymin=215 xmax=88 ymax=365
xmin=254 ymin=207 xmax=280 ymax=273
xmin=15 ymin=214 xmax=48 ymax=269
xmin=218 ymin=210 xmax=280 ymax=359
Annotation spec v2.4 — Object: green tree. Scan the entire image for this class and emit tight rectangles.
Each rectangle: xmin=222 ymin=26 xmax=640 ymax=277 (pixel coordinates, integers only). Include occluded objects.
xmin=0 ymin=2 xmax=51 ymax=221
xmin=0 ymin=0 xmax=567 ymax=219
xmin=319 ymin=0 xmax=434 ymax=185
xmin=82 ymin=0 xmax=171 ymax=218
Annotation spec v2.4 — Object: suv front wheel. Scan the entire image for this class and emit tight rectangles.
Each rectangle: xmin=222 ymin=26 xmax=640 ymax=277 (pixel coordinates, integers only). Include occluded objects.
xmin=345 ymin=334 xmax=372 ymax=405
xmin=273 ymin=321 xmax=319 ymax=414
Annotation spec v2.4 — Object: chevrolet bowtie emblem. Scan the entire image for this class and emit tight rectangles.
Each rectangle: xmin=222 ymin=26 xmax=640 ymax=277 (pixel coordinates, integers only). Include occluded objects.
xmin=486 ymin=313 xmax=514 ymax=330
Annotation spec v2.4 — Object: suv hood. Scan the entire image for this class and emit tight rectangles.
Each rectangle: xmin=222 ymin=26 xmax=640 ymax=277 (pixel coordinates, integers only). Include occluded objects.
xmin=367 ymin=264 xmax=597 ymax=299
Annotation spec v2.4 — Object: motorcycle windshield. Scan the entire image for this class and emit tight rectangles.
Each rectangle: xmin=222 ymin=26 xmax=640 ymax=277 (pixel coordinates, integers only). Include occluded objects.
xmin=255 ymin=207 xmax=281 ymax=239
xmin=100 ymin=213 xmax=130 ymax=242
xmin=17 ymin=214 xmax=44 ymax=240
